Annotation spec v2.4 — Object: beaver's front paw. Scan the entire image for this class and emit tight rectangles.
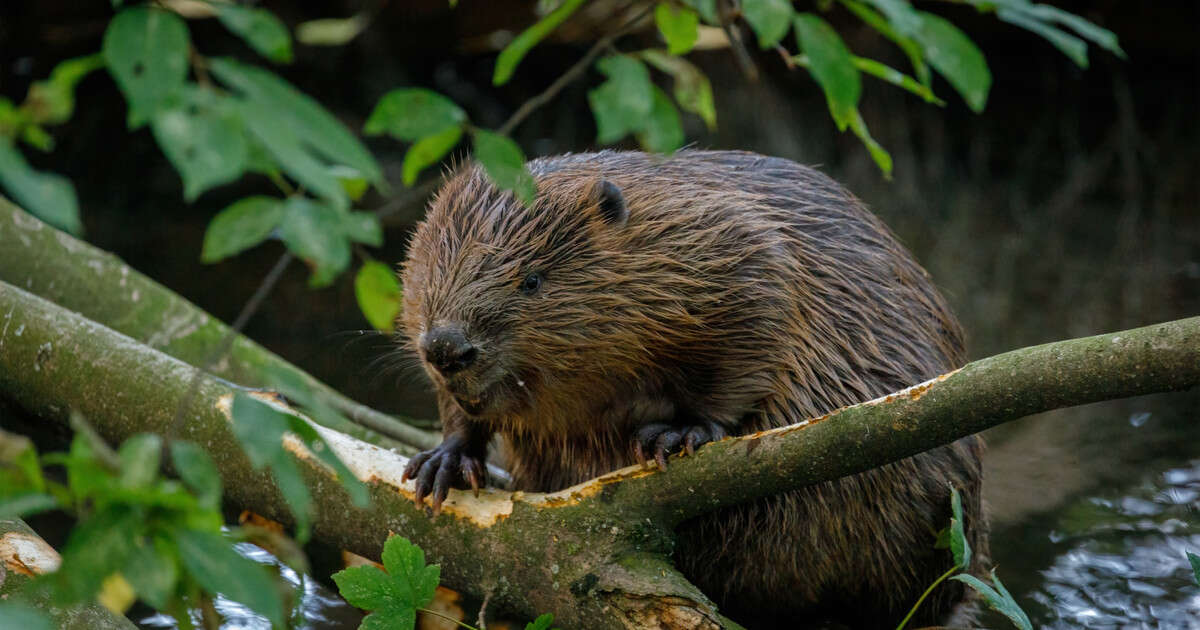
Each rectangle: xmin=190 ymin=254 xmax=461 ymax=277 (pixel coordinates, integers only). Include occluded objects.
xmin=632 ymin=421 xmax=728 ymax=470
xmin=400 ymin=438 xmax=486 ymax=515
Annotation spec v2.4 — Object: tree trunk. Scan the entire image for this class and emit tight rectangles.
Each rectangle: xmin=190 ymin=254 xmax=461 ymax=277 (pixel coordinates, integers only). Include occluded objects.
xmin=2 ymin=277 xmax=1197 ymax=628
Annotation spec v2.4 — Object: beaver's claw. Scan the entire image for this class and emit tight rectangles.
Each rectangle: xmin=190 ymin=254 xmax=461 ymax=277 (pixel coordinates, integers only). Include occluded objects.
xmin=401 ymin=439 xmax=486 ymax=516
xmin=633 ymin=421 xmax=727 ymax=470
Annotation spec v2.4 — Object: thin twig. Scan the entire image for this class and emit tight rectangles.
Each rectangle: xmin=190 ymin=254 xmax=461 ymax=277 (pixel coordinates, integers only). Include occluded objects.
xmin=496 ymin=2 xmax=655 ymax=136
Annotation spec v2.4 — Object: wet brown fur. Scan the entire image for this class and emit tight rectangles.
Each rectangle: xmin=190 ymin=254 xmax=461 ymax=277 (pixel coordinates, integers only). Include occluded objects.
xmin=400 ymin=150 xmax=986 ymax=628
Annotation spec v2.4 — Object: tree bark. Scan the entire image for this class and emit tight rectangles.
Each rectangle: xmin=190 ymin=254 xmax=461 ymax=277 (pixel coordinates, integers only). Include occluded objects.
xmin=1 ymin=280 xmax=1197 ymax=628
xmin=0 ymin=196 xmax=437 ymax=453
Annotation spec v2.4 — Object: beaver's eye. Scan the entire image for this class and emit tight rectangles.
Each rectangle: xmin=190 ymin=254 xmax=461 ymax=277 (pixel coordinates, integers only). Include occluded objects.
xmin=520 ymin=272 xmax=543 ymax=296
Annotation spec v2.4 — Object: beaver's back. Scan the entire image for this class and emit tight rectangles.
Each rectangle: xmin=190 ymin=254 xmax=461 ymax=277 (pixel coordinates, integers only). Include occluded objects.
xmin=501 ymin=151 xmax=985 ymax=627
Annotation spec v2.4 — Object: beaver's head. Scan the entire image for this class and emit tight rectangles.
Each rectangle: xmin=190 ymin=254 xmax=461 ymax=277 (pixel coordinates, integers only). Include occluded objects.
xmin=400 ymin=164 xmax=647 ymax=420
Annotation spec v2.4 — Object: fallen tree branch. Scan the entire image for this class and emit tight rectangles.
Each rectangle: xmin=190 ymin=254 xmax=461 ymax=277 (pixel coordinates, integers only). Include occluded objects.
xmin=1 ymin=280 xmax=1196 ymax=628
xmin=0 ymin=197 xmax=438 ymax=453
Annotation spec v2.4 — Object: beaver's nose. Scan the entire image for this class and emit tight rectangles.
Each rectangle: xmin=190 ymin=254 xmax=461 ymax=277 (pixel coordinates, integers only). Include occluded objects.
xmin=421 ymin=326 xmax=478 ymax=375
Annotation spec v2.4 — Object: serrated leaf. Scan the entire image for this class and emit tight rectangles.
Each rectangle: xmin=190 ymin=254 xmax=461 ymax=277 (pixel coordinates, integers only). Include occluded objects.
xmin=948 ymin=484 xmax=971 ymax=568
xmin=295 ymin=14 xmax=369 ymax=47
xmin=640 ymin=50 xmax=717 ymax=130
xmin=23 ymin=53 xmax=105 ymax=126
xmin=587 ymin=55 xmax=654 ymax=144
xmin=117 ymin=433 xmax=162 ymax=489
xmin=380 ymin=535 xmax=440 ymax=609
xmin=175 ymin=529 xmax=285 ymax=627
xmin=742 ymin=0 xmax=795 ymax=48
xmin=794 ymin=13 xmax=861 ymax=131
xmin=209 ymin=57 xmax=382 ymax=186
xmin=848 ymin=109 xmax=892 ymax=177
xmin=151 ymin=87 xmax=248 ymax=202
xmin=402 ymin=125 xmax=463 ymax=185
xmin=997 ymin=8 xmax=1087 ymax=68
xmin=1188 ymin=551 xmax=1200 ymax=586
xmin=356 ymin=261 xmax=402 ymax=333
xmin=951 ymin=571 xmax=1032 ymax=630
xmin=0 ymin=602 xmax=54 ymax=630
xmin=526 ymin=613 xmax=556 ymax=630
xmin=656 ymin=3 xmax=700 ymax=55
xmin=123 ymin=537 xmax=178 ymax=610
xmin=911 ymin=12 xmax=991 ymax=112
xmin=493 ymin=0 xmax=586 ymax=85
xmin=636 ymin=86 xmax=684 ymax=153
xmin=102 ymin=7 xmax=190 ymax=127
xmin=278 ymin=197 xmax=352 ymax=286
xmin=0 ymin=138 xmax=82 ymax=235
xmin=472 ymin=129 xmax=536 ymax=205
xmin=342 ymin=211 xmax=383 ymax=247
xmin=217 ymin=4 xmax=293 ymax=64
xmin=169 ymin=441 xmax=223 ymax=509
xmin=201 ymin=196 xmax=286 ymax=263
xmin=333 ymin=564 xmax=397 ymax=611
xmin=364 ymin=89 xmax=468 ymax=142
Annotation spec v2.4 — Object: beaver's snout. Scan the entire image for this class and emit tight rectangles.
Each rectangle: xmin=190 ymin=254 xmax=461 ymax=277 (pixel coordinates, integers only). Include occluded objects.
xmin=420 ymin=325 xmax=478 ymax=376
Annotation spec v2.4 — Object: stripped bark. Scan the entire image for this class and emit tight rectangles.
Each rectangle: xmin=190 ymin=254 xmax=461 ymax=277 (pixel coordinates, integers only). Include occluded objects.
xmin=1 ymin=280 xmax=1197 ymax=628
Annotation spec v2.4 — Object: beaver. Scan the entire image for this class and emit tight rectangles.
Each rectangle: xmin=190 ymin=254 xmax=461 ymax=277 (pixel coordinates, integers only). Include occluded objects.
xmin=398 ymin=150 xmax=986 ymax=628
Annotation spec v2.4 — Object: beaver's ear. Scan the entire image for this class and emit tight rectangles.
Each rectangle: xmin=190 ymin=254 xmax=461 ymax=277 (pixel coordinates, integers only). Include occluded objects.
xmin=589 ymin=180 xmax=628 ymax=227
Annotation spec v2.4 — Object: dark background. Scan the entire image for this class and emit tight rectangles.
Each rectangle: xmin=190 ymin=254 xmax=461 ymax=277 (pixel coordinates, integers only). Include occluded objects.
xmin=2 ymin=1 xmax=1198 ymax=626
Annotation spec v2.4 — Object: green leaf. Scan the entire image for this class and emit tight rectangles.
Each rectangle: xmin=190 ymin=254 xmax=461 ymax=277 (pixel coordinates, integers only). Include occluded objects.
xmin=863 ymin=0 xmax=921 ymax=36
xmin=587 ymin=55 xmax=654 ymax=144
xmin=0 ymin=602 xmax=54 ymax=630
xmin=234 ymin=99 xmax=349 ymax=209
xmin=933 ymin=526 xmax=950 ymax=549
xmin=230 ymin=393 xmax=314 ymax=538
xmin=329 ymin=165 xmax=369 ymax=201
xmin=19 ymin=125 xmax=53 ymax=152
xmin=123 ymin=536 xmax=179 ymax=610
xmin=151 ymin=87 xmax=249 ymax=202
xmin=526 ymin=613 xmax=556 ymax=630
xmin=684 ymin=0 xmax=719 ymax=25
xmin=279 ymin=413 xmax=369 ymax=508
xmin=342 ymin=211 xmax=383 ymax=247
xmin=55 ymin=504 xmax=140 ymax=603
xmin=472 ymin=129 xmax=536 ymax=205
xmin=847 ymin=108 xmax=892 ymax=177
xmin=655 ymin=3 xmax=700 ymax=55
xmin=102 ymin=7 xmax=190 ymax=127
xmin=0 ymin=492 xmax=59 ymax=518
xmin=295 ymin=14 xmax=369 ymax=47
xmin=117 ymin=433 xmax=162 ymax=489
xmin=1188 ymin=551 xmax=1200 ymax=586
xmin=841 ymin=0 xmax=930 ymax=85
xmin=380 ymin=535 xmax=440 ymax=611
xmin=911 ymin=12 xmax=991 ymax=112
xmin=402 ymin=125 xmax=463 ymax=185
xmin=201 ymin=196 xmax=286 ymax=263
xmin=174 ymin=529 xmax=285 ymax=627
xmin=639 ymin=50 xmax=716 ymax=130
xmin=23 ymin=53 xmax=105 ymax=126
xmin=363 ymin=89 xmax=468 ymax=142
xmin=0 ymin=138 xmax=82 ymax=235
xmin=209 ymin=57 xmax=382 ymax=187
xmin=850 ymin=56 xmax=943 ymax=105
xmin=951 ymin=571 xmax=1032 ymax=630
xmin=741 ymin=0 xmax=795 ymax=49
xmin=169 ymin=441 xmax=223 ymax=510
xmin=996 ymin=8 xmax=1088 ymax=68
xmin=1018 ymin=4 xmax=1125 ymax=58
xmin=794 ymin=13 xmax=861 ymax=131
xmin=636 ymin=86 xmax=684 ymax=153
xmin=493 ymin=0 xmax=586 ymax=85
xmin=217 ymin=4 xmax=293 ymax=64
xmin=278 ymin=198 xmax=351 ymax=288
xmin=948 ymin=484 xmax=971 ymax=568
xmin=356 ymin=261 xmax=403 ymax=333
xmin=333 ymin=564 xmax=398 ymax=611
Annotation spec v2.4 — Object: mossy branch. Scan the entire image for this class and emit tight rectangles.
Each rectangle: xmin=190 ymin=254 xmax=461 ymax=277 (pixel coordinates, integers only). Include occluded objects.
xmin=1 ymin=281 xmax=1196 ymax=626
